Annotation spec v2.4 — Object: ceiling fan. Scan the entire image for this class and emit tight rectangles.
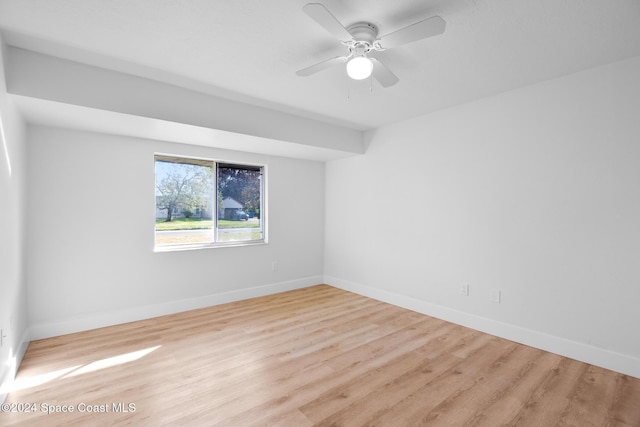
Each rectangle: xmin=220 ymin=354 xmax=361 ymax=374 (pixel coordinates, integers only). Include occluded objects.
xmin=296 ymin=3 xmax=446 ymax=87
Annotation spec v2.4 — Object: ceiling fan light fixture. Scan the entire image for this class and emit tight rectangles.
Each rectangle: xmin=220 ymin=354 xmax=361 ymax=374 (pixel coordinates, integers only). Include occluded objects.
xmin=346 ymin=56 xmax=373 ymax=80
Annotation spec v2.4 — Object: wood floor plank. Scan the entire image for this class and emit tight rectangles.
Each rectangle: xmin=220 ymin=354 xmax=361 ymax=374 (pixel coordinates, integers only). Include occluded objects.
xmin=364 ymin=338 xmax=520 ymax=426
xmin=204 ymin=321 xmax=456 ymax=425
xmin=289 ymin=327 xmax=481 ymax=423
xmin=301 ymin=329 xmax=486 ymax=426
xmin=3 ymin=285 xmax=639 ymax=426
xmin=415 ymin=344 xmax=546 ymax=426
xmin=560 ymin=365 xmax=626 ymax=427
xmin=464 ymin=350 xmax=564 ymax=426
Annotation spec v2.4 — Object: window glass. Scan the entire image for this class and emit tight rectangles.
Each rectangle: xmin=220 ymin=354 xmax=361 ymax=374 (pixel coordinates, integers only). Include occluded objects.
xmin=217 ymin=164 xmax=264 ymax=243
xmin=155 ymin=155 xmax=264 ymax=249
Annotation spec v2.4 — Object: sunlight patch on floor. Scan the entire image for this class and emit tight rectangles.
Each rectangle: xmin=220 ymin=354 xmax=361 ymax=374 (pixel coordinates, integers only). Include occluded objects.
xmin=66 ymin=345 xmax=161 ymax=377
xmin=9 ymin=365 xmax=81 ymax=392
xmin=6 ymin=345 xmax=161 ymax=393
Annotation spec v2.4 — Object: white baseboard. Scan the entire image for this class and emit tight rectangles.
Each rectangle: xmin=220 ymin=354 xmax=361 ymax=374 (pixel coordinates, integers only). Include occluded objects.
xmin=325 ymin=275 xmax=640 ymax=379
xmin=29 ymin=276 xmax=322 ymax=340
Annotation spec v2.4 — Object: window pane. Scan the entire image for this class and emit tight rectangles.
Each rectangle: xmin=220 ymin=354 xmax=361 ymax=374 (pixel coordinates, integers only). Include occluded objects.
xmin=155 ymin=156 xmax=214 ymax=246
xmin=217 ymin=164 xmax=263 ymax=242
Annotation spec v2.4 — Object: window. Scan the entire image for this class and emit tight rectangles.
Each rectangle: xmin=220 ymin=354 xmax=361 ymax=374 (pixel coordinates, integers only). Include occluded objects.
xmin=155 ymin=154 xmax=265 ymax=249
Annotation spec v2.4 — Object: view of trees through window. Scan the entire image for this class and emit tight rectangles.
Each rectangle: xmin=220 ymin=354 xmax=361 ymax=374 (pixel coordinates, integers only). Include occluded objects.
xmin=155 ymin=155 xmax=264 ymax=247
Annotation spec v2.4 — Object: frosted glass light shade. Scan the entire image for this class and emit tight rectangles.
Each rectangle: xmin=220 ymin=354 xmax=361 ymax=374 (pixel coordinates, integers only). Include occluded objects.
xmin=346 ymin=56 xmax=373 ymax=80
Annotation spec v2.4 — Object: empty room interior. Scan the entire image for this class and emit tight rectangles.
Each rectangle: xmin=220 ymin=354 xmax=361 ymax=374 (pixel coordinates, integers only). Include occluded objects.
xmin=1 ymin=0 xmax=640 ymax=425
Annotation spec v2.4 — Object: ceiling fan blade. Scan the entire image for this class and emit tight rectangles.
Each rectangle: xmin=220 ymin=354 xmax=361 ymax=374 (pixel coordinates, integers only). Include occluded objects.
xmin=296 ymin=56 xmax=347 ymax=77
xmin=378 ymin=16 xmax=446 ymax=49
xmin=371 ymin=57 xmax=399 ymax=87
xmin=303 ymin=3 xmax=353 ymax=42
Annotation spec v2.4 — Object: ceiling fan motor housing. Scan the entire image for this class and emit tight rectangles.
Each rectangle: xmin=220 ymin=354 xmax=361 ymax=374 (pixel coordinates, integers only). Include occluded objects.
xmin=347 ymin=22 xmax=378 ymax=44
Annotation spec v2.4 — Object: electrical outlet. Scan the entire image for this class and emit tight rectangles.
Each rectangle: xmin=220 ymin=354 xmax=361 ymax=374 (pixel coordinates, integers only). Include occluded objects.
xmin=0 ymin=329 xmax=6 ymax=347
xmin=271 ymin=261 xmax=279 ymax=272
xmin=491 ymin=289 xmax=501 ymax=303
xmin=459 ymin=283 xmax=469 ymax=296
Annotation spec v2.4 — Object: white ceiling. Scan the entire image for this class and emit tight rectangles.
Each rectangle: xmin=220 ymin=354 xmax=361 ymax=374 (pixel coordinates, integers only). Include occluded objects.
xmin=1 ymin=0 xmax=640 ymax=133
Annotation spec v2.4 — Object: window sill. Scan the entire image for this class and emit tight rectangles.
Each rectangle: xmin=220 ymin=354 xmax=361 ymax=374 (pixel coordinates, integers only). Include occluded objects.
xmin=154 ymin=240 xmax=267 ymax=252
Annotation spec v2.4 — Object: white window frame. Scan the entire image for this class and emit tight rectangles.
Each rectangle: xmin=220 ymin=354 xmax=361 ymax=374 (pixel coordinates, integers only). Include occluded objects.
xmin=154 ymin=153 xmax=267 ymax=251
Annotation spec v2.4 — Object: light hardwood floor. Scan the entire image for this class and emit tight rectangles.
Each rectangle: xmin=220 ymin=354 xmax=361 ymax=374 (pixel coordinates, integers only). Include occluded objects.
xmin=3 ymin=285 xmax=640 ymax=426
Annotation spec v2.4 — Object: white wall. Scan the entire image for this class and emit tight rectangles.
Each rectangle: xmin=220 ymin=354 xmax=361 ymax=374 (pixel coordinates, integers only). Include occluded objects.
xmin=26 ymin=126 xmax=325 ymax=339
xmin=0 ymin=36 xmax=29 ymax=403
xmin=325 ymin=56 xmax=640 ymax=378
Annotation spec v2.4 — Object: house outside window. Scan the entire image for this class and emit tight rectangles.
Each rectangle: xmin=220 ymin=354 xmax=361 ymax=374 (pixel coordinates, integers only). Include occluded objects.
xmin=154 ymin=154 xmax=265 ymax=249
